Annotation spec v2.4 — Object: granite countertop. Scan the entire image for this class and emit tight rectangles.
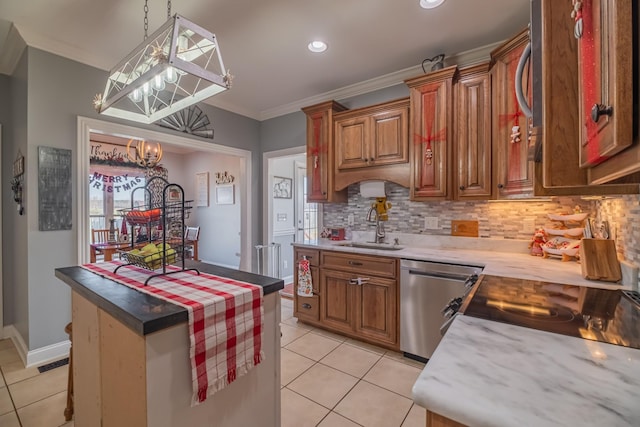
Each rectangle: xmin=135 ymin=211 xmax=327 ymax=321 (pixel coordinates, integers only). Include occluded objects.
xmin=55 ymin=260 xmax=284 ymax=336
xmin=293 ymin=235 xmax=633 ymax=290
xmin=412 ymin=315 xmax=640 ymax=427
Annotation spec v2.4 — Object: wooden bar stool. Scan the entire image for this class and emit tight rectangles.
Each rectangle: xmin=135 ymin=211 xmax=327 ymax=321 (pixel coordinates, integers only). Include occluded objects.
xmin=64 ymin=322 xmax=74 ymax=421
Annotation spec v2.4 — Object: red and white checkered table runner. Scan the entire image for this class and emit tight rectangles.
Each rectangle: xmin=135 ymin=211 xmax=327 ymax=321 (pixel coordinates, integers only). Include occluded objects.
xmin=82 ymin=261 xmax=264 ymax=406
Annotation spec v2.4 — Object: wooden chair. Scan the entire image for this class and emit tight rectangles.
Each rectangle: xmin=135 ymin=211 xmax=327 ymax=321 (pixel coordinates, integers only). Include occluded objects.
xmin=185 ymin=226 xmax=200 ymax=261
xmin=64 ymin=322 xmax=74 ymax=421
xmin=91 ymin=228 xmax=118 ymax=261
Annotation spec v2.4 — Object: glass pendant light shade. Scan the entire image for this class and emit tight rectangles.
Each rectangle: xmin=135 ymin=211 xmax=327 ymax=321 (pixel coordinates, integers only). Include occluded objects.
xmin=94 ymin=15 xmax=232 ymax=124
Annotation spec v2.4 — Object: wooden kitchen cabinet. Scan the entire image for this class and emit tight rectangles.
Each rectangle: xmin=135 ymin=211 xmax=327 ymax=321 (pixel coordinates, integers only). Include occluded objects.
xmin=534 ymin=0 xmax=639 ymax=195
xmin=491 ymin=29 xmax=534 ymax=199
xmin=577 ymin=0 xmax=633 ymax=169
xmin=319 ymin=268 xmax=398 ymax=348
xmin=294 ymin=248 xmax=320 ymax=322
xmin=301 ymin=101 xmax=348 ymax=203
xmin=454 ymin=62 xmax=493 ymax=200
xmin=333 ymin=98 xmax=410 ymax=190
xmin=405 ymin=66 xmax=457 ymax=200
xmin=293 ymin=248 xmax=399 ymax=350
xmin=426 ymin=410 xmax=467 ymax=427
xmin=319 ymin=269 xmax=356 ymax=335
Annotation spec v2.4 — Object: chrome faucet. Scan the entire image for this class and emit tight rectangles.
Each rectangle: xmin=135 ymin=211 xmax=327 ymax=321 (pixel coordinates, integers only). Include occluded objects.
xmin=366 ymin=207 xmax=386 ymax=244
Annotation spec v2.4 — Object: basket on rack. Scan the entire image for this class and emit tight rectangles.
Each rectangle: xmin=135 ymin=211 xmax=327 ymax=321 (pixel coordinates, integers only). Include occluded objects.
xmin=120 ymin=242 xmax=178 ymax=271
xmin=122 ymin=208 xmax=163 ymax=226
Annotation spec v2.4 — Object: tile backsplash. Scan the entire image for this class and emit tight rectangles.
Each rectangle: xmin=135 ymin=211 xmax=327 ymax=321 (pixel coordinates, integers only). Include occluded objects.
xmin=323 ymin=185 xmax=640 ymax=285
xmin=323 ymin=182 xmax=595 ymax=241
xmin=596 ymin=195 xmax=640 ymax=267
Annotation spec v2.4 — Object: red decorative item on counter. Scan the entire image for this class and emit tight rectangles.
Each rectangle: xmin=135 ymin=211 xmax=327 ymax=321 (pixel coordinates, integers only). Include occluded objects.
xmin=528 ymin=228 xmax=548 ymax=257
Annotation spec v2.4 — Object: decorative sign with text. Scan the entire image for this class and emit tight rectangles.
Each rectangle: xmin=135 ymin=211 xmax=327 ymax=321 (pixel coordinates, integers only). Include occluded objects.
xmin=90 ymin=141 xmax=143 ymax=168
xmin=89 ymin=172 xmax=143 ymax=193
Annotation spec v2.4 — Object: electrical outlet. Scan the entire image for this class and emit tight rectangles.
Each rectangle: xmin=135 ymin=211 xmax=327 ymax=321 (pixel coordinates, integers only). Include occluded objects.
xmin=424 ymin=217 xmax=439 ymax=230
xmin=283 ymin=260 xmax=288 ymax=269
xmin=348 ymin=214 xmax=354 ymax=226
xmin=523 ymin=218 xmax=535 ymax=233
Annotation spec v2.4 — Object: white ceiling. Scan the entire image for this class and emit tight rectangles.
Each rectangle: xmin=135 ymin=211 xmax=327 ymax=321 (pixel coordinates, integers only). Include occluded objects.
xmin=0 ymin=0 xmax=530 ymax=121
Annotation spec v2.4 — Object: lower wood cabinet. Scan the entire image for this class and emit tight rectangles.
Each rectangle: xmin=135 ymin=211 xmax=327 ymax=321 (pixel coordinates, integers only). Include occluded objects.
xmin=427 ymin=410 xmax=467 ymax=427
xmin=293 ymin=248 xmax=399 ymax=350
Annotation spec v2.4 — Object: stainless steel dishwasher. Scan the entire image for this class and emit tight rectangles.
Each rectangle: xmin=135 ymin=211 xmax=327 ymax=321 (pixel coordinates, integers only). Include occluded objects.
xmin=400 ymin=259 xmax=482 ymax=361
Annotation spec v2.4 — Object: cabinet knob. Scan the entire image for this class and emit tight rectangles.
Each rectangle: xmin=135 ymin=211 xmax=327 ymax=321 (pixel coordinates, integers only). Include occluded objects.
xmin=497 ymin=184 xmax=504 ymax=189
xmin=302 ymin=303 xmax=312 ymax=309
xmin=370 ymin=157 xmax=374 ymax=162
xmin=459 ymin=185 xmax=465 ymax=191
xmin=591 ymin=104 xmax=613 ymax=123
xmin=322 ymin=191 xmax=327 ymax=195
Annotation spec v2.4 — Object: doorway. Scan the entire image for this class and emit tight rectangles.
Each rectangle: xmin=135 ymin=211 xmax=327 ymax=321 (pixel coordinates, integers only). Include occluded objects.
xmin=263 ymin=147 xmax=320 ymax=284
xmin=77 ymin=117 xmax=253 ymax=271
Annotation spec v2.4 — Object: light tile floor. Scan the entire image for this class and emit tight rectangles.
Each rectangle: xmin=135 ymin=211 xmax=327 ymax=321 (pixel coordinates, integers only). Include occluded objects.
xmin=0 ymin=339 xmax=73 ymax=427
xmin=0 ymin=297 xmax=426 ymax=427
xmin=280 ymin=297 xmax=427 ymax=427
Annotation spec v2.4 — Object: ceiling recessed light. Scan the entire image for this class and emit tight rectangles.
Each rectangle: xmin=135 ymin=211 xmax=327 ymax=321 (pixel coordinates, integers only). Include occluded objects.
xmin=420 ymin=0 xmax=446 ymax=9
xmin=308 ymin=40 xmax=327 ymax=53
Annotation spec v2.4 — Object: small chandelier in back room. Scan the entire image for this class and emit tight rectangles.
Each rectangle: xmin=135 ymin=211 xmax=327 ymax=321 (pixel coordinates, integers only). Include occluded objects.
xmin=93 ymin=0 xmax=232 ymax=124
xmin=126 ymin=139 xmax=163 ymax=169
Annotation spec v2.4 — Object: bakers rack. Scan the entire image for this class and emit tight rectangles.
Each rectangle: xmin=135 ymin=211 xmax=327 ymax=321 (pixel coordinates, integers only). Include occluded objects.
xmin=115 ymin=176 xmax=199 ymax=284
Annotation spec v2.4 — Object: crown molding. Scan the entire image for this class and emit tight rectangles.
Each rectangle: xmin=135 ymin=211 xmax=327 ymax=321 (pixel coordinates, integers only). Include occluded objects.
xmin=4 ymin=20 xmax=505 ymax=121
xmin=0 ymin=23 xmax=27 ymax=76
xmin=256 ymin=39 xmax=504 ymax=121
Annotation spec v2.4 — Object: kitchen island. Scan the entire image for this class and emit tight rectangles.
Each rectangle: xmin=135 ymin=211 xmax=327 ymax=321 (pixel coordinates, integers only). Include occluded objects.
xmin=55 ymin=260 xmax=284 ymax=427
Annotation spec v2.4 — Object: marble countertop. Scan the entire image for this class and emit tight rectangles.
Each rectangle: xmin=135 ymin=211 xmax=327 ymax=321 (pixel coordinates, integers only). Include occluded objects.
xmin=412 ymin=315 xmax=640 ymax=427
xmin=294 ymin=234 xmax=632 ymax=290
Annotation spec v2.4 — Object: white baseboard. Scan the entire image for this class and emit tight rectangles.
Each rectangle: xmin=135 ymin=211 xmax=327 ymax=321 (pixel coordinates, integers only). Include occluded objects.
xmin=3 ymin=325 xmax=70 ymax=368
xmin=3 ymin=325 xmax=27 ymax=366
xmin=282 ymin=274 xmax=293 ymax=285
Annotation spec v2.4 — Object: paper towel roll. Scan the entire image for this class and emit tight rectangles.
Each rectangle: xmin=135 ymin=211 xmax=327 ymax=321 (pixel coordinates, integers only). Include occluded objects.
xmin=360 ymin=181 xmax=386 ymax=198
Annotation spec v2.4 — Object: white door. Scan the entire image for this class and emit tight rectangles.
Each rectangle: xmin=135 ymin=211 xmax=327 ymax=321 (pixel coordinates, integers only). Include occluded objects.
xmin=295 ymin=163 xmax=319 ymax=243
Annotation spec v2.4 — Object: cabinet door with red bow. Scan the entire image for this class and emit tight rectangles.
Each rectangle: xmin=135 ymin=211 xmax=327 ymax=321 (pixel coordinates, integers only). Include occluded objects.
xmin=491 ymin=29 xmax=534 ymax=199
xmin=405 ymin=66 xmax=457 ymax=200
xmin=302 ymin=101 xmax=348 ymax=203
xmin=575 ymin=0 xmax=634 ymax=178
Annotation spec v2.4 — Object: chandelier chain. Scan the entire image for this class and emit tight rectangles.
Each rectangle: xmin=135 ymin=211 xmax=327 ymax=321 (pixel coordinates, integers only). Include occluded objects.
xmin=143 ymin=0 xmax=149 ymax=39
xmin=167 ymin=0 xmax=172 ymax=19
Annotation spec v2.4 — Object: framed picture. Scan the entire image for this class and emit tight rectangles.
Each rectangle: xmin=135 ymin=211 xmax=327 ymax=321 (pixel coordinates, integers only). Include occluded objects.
xmin=273 ymin=176 xmax=292 ymax=199
xmin=216 ymin=184 xmax=235 ymax=205
xmin=167 ymin=187 xmax=182 ymax=202
xmin=195 ymin=172 xmax=209 ymax=207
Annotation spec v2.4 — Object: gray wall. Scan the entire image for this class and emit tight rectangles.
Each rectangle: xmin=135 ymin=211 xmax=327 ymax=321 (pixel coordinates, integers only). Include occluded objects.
xmin=3 ymin=46 xmax=262 ymax=351
xmin=185 ymin=152 xmax=242 ymax=268
xmin=3 ymin=50 xmax=29 ymax=342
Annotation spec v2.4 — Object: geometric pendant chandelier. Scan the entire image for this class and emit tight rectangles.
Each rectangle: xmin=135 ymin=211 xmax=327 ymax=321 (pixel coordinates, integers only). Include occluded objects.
xmin=93 ymin=13 xmax=232 ymax=124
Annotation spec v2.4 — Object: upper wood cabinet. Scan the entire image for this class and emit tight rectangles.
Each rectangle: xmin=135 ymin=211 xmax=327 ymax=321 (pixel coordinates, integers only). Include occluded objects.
xmin=454 ymin=63 xmax=493 ymax=200
xmin=302 ymin=101 xmax=348 ymax=203
xmin=333 ymin=98 xmax=410 ymax=190
xmin=577 ymin=0 xmax=633 ymax=168
xmin=491 ymin=29 xmax=534 ymax=199
xmin=335 ymin=99 xmax=409 ymax=170
xmin=406 ymin=66 xmax=457 ymax=200
xmin=535 ymin=0 xmax=639 ymax=195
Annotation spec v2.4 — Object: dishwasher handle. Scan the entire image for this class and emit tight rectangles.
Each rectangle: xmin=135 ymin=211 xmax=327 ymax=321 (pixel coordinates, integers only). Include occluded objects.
xmin=404 ymin=269 xmax=471 ymax=282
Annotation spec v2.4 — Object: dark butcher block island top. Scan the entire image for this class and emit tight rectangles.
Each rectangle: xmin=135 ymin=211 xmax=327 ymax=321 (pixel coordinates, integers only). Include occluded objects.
xmin=55 ymin=260 xmax=284 ymax=336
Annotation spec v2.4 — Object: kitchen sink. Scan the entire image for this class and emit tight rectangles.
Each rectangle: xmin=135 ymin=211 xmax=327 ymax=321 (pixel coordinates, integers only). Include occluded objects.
xmin=336 ymin=242 xmax=405 ymax=251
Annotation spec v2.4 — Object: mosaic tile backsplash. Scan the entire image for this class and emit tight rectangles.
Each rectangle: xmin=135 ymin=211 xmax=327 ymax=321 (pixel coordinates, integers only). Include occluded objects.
xmin=323 ymin=184 xmax=640 ymax=284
